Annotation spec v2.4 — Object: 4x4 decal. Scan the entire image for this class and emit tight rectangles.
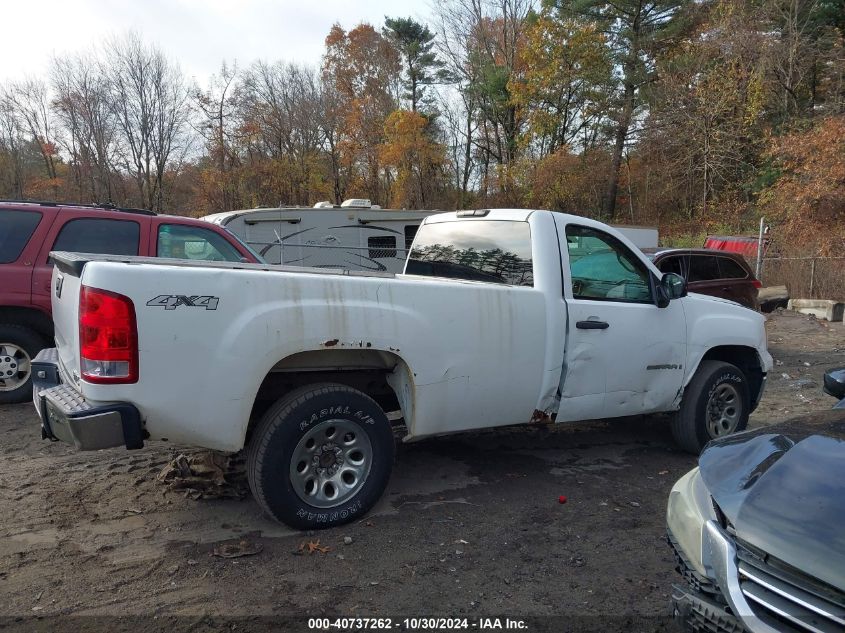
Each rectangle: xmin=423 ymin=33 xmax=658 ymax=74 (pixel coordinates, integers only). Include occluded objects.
xmin=146 ymin=295 xmax=219 ymax=311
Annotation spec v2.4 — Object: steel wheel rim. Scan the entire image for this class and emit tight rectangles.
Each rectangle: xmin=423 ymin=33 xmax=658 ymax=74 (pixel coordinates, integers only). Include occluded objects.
xmin=706 ymin=383 xmax=741 ymax=438
xmin=289 ymin=419 xmax=373 ymax=509
xmin=0 ymin=343 xmax=31 ymax=392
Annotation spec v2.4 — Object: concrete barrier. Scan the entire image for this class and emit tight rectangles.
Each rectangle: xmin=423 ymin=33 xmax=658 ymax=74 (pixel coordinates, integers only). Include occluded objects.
xmin=788 ymin=299 xmax=844 ymax=322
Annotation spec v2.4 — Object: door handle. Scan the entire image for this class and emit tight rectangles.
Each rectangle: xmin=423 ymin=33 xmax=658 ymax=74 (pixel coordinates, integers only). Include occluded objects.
xmin=576 ymin=320 xmax=609 ymax=330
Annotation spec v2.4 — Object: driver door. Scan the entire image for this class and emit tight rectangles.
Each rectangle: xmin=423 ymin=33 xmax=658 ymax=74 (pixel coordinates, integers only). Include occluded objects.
xmin=557 ymin=223 xmax=687 ymax=421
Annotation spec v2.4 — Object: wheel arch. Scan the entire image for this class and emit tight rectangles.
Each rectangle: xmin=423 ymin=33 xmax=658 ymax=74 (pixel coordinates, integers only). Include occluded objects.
xmin=690 ymin=345 xmax=765 ymax=412
xmin=0 ymin=306 xmax=54 ymax=342
xmin=243 ymin=348 xmax=416 ymax=447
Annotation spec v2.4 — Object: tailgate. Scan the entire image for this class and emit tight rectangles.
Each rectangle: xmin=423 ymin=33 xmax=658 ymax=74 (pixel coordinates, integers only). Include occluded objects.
xmin=50 ymin=254 xmax=84 ymax=385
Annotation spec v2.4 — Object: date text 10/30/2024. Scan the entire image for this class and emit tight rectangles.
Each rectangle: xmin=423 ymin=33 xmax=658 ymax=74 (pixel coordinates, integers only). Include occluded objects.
xmin=308 ymin=618 xmax=528 ymax=630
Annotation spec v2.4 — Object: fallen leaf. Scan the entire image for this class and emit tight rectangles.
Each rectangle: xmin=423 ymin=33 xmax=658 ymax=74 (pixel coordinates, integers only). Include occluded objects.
xmin=298 ymin=539 xmax=331 ymax=554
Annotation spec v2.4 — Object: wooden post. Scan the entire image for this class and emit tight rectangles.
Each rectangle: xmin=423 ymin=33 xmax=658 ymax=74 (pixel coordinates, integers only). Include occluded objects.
xmin=809 ymin=258 xmax=816 ymax=297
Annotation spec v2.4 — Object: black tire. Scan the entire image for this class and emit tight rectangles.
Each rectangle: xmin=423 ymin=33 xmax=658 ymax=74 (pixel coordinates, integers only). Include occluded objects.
xmin=0 ymin=324 xmax=47 ymax=405
xmin=671 ymin=360 xmax=750 ymax=455
xmin=246 ymin=383 xmax=395 ymax=529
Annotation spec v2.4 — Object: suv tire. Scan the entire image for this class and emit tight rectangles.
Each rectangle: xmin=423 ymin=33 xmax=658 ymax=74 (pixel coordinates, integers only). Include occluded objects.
xmin=0 ymin=325 xmax=47 ymax=404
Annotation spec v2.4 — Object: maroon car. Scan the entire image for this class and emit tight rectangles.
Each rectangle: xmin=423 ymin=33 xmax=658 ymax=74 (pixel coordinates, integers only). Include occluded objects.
xmin=646 ymin=248 xmax=761 ymax=310
xmin=0 ymin=200 xmax=263 ymax=403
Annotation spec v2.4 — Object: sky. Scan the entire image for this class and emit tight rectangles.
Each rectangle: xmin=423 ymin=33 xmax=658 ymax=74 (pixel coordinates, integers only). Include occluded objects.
xmin=0 ymin=0 xmax=427 ymax=85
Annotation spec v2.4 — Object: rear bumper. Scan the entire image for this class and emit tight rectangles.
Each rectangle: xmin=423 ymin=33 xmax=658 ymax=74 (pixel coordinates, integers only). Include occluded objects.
xmin=32 ymin=348 xmax=144 ymax=451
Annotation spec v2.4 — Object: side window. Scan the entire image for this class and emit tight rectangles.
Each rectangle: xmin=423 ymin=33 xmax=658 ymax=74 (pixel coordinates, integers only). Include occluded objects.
xmin=158 ymin=224 xmax=244 ymax=262
xmin=688 ymin=255 xmax=721 ymax=282
xmin=657 ymin=256 xmax=684 ymax=277
xmin=0 ymin=210 xmax=42 ymax=263
xmin=404 ymin=225 xmax=418 ymax=251
xmin=368 ymin=235 xmax=397 ymax=259
xmin=717 ymin=257 xmax=748 ymax=280
xmin=406 ymin=220 xmax=533 ymax=286
xmin=566 ymin=225 xmax=652 ymax=303
xmin=52 ymin=218 xmax=139 ymax=256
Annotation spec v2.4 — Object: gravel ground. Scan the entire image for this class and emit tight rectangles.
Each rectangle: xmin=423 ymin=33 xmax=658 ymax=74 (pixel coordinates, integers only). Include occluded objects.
xmin=0 ymin=310 xmax=842 ymax=632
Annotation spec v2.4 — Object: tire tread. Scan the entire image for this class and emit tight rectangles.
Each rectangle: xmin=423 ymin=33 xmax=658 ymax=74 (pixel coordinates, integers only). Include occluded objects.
xmin=671 ymin=360 xmax=748 ymax=454
xmin=246 ymin=382 xmax=388 ymax=525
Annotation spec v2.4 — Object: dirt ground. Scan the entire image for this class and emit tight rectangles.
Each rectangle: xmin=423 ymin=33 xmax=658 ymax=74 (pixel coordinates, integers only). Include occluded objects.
xmin=1 ymin=310 xmax=843 ymax=632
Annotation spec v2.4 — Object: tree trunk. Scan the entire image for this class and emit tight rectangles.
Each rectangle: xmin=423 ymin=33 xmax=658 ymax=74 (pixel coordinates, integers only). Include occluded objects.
xmin=602 ymin=79 xmax=635 ymax=220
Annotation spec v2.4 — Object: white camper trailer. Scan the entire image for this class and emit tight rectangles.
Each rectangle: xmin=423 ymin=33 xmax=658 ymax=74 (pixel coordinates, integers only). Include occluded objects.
xmin=202 ymin=201 xmax=435 ymax=273
xmin=202 ymin=200 xmax=659 ymax=273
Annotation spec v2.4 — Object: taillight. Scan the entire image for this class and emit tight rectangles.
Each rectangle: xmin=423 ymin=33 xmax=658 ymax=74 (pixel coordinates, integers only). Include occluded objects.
xmin=752 ymin=279 xmax=762 ymax=289
xmin=79 ymin=286 xmax=138 ymax=384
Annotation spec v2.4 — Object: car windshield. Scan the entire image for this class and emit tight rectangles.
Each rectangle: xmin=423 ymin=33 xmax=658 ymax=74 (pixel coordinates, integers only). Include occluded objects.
xmin=223 ymin=227 xmax=266 ymax=264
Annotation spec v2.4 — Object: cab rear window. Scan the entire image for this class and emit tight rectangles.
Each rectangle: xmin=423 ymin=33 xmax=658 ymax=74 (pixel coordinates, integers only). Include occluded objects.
xmin=0 ymin=210 xmax=42 ymax=263
xmin=405 ymin=220 xmax=533 ymax=286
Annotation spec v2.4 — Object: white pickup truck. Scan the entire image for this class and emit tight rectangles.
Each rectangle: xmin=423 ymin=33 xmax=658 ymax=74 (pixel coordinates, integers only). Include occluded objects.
xmin=33 ymin=209 xmax=771 ymax=529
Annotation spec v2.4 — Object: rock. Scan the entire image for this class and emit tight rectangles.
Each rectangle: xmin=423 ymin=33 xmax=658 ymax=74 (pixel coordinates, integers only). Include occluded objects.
xmin=343 ymin=536 xmax=353 ymax=545
xmin=789 ymin=379 xmax=818 ymax=390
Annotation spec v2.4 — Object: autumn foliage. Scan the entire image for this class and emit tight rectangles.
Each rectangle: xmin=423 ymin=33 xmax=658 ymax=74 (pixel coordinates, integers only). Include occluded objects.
xmin=762 ymin=115 xmax=845 ymax=256
xmin=0 ymin=0 xmax=842 ymax=258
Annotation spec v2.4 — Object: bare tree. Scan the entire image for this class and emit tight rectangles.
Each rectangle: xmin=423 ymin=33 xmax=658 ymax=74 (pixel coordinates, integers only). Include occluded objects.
xmin=194 ymin=61 xmax=242 ymax=210
xmin=433 ymin=0 xmax=533 ymax=201
xmin=239 ymin=61 xmax=324 ymax=205
xmin=105 ymin=33 xmax=191 ymax=211
xmin=0 ymin=91 xmax=26 ymax=198
xmin=51 ymin=54 xmax=119 ymax=203
xmin=4 ymin=78 xmax=60 ymax=190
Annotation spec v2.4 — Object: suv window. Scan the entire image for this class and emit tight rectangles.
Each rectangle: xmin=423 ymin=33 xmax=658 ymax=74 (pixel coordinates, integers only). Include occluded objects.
xmin=52 ymin=218 xmax=140 ymax=256
xmin=566 ymin=225 xmax=652 ymax=303
xmin=657 ymin=255 xmax=685 ymax=277
xmin=158 ymin=224 xmax=243 ymax=262
xmin=717 ymin=257 xmax=748 ymax=280
xmin=688 ymin=255 xmax=721 ymax=282
xmin=406 ymin=220 xmax=533 ymax=286
xmin=368 ymin=236 xmax=397 ymax=259
xmin=0 ymin=210 xmax=42 ymax=263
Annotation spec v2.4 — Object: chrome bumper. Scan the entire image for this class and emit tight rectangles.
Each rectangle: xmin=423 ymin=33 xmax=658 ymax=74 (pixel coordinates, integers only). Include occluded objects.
xmin=701 ymin=521 xmax=781 ymax=633
xmin=32 ymin=348 xmax=144 ymax=451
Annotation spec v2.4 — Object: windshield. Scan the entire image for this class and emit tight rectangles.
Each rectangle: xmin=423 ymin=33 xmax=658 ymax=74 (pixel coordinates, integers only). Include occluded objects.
xmin=223 ymin=227 xmax=267 ymax=264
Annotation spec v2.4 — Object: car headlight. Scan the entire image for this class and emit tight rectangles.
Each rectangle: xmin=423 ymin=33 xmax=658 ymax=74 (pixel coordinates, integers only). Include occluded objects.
xmin=667 ymin=467 xmax=717 ymax=578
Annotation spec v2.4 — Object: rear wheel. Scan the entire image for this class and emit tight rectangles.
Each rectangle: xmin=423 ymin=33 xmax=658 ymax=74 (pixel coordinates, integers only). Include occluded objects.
xmin=671 ymin=360 xmax=750 ymax=454
xmin=246 ymin=383 xmax=395 ymax=529
xmin=0 ymin=325 xmax=47 ymax=404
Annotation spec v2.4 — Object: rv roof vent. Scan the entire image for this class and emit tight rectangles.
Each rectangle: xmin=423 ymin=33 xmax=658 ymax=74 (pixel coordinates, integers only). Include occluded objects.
xmin=313 ymin=201 xmax=334 ymax=208
xmin=341 ymin=198 xmax=371 ymax=208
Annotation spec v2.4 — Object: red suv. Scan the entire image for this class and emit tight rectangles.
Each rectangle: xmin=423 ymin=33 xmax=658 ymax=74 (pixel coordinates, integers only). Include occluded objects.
xmin=645 ymin=248 xmax=761 ymax=310
xmin=0 ymin=201 xmax=263 ymax=403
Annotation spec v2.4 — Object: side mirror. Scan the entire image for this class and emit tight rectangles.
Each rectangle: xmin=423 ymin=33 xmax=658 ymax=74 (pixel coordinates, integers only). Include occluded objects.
xmin=823 ymin=367 xmax=845 ymax=401
xmin=661 ymin=272 xmax=687 ymax=300
xmin=655 ymin=284 xmax=670 ymax=308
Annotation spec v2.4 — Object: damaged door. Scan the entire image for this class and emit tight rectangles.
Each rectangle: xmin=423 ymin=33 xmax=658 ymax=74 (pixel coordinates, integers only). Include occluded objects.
xmin=555 ymin=222 xmax=686 ymax=421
